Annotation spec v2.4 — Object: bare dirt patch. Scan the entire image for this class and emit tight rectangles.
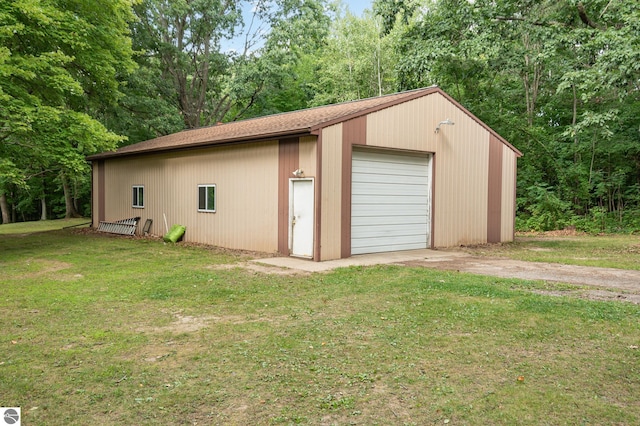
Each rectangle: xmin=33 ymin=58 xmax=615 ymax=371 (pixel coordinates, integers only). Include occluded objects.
xmin=143 ymin=313 xmax=218 ymax=333
xmin=136 ymin=312 xmax=288 ymax=334
xmin=516 ymin=228 xmax=589 ymax=238
xmin=207 ymin=262 xmax=308 ymax=276
xmin=402 ymin=256 xmax=640 ymax=304
xmin=20 ymin=259 xmax=72 ymax=278
xmin=529 ymin=289 xmax=640 ymax=304
xmin=369 ymin=383 xmax=412 ymax=421
xmin=244 ymin=262 xmax=308 ymax=276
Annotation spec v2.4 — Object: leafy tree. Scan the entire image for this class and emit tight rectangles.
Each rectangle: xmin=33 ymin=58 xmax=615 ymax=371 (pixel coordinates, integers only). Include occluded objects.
xmin=312 ymin=9 xmax=400 ymax=105
xmin=1 ymin=0 xmax=332 ymax=222
xmin=229 ymin=0 xmax=333 ymax=116
xmin=132 ymin=0 xmax=242 ymax=128
xmin=133 ymin=0 xmax=331 ymax=128
xmin=0 ymin=0 xmax=136 ymax=221
xmin=375 ymin=0 xmax=640 ymax=232
xmin=100 ymin=54 xmax=185 ymax=145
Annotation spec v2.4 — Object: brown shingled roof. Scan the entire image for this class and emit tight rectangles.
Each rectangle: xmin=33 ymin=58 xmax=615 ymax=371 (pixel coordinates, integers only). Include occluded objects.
xmin=87 ymin=86 xmax=521 ymax=160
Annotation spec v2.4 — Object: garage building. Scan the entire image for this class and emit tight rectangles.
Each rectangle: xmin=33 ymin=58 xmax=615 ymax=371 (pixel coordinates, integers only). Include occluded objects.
xmin=88 ymin=86 xmax=522 ymax=261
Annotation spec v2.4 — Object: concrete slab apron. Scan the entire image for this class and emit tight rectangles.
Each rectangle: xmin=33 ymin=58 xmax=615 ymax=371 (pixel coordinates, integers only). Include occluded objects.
xmin=252 ymin=249 xmax=465 ymax=273
xmin=253 ymin=249 xmax=640 ymax=294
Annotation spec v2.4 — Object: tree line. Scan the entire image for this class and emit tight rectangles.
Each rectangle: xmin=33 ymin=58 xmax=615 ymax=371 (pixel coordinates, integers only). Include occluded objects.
xmin=1 ymin=0 xmax=638 ymax=232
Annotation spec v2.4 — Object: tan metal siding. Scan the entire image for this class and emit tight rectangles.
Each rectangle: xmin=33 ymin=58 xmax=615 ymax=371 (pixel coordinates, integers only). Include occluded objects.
xmin=298 ymin=136 xmax=317 ymax=178
xmin=435 ymin=122 xmax=489 ymax=247
xmin=319 ymin=124 xmax=343 ymax=260
xmin=278 ymin=138 xmax=299 ymax=254
xmin=366 ymin=96 xmax=439 ymax=153
xmin=341 ymin=117 xmax=367 ymax=257
xmin=487 ymin=135 xmax=504 ymax=243
xmin=97 ymin=160 xmax=105 ymax=224
xmin=91 ymin=162 xmax=101 ymax=227
xmin=102 ymin=141 xmax=279 ymax=252
xmin=366 ymin=93 xmax=490 ymax=247
xmin=501 ymin=145 xmax=517 ymax=242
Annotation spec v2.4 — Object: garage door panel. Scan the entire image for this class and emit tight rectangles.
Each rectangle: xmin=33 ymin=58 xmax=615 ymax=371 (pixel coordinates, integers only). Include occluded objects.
xmin=354 ymin=161 xmax=427 ymax=175
xmin=351 ymin=215 xmax=427 ymax=226
xmin=352 ymin=192 xmax=429 ymax=205
xmin=353 ymin=181 xmax=426 ymax=189
xmin=353 ymin=179 xmax=428 ymax=191
xmin=352 ymin=234 xmax=427 ymax=247
xmin=352 ymin=242 xmax=427 ymax=254
xmin=352 ymin=163 xmax=429 ymax=177
xmin=352 ymin=223 xmax=428 ymax=238
xmin=352 ymin=174 xmax=427 ymax=186
xmin=353 ymin=186 xmax=428 ymax=197
xmin=351 ymin=150 xmax=431 ymax=255
xmin=353 ymin=150 xmax=428 ymax=165
xmin=351 ymin=235 xmax=428 ymax=253
xmin=352 ymin=204 xmax=428 ymax=216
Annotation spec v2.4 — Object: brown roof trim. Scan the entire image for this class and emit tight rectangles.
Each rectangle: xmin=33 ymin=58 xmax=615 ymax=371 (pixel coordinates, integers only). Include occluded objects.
xmin=87 ymin=131 xmax=314 ymax=161
xmin=435 ymin=89 xmax=523 ymax=157
xmin=87 ymin=87 xmax=440 ymax=161
xmin=310 ymin=87 xmax=522 ymax=158
xmin=87 ymin=86 xmax=521 ymax=161
xmin=309 ymin=86 xmax=441 ymax=134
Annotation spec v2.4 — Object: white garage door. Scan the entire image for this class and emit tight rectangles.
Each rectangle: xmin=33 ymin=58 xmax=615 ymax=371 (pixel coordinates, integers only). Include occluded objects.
xmin=351 ymin=150 xmax=431 ymax=255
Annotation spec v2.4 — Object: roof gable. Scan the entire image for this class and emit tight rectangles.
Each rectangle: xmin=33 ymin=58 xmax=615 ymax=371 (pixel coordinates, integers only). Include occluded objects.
xmin=88 ymin=86 xmax=521 ymax=160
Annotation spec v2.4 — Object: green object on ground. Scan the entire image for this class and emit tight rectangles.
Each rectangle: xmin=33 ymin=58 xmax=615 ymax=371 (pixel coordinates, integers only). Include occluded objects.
xmin=163 ymin=224 xmax=186 ymax=243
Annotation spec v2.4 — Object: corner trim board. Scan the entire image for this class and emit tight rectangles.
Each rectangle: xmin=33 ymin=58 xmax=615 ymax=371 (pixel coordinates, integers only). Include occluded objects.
xmin=278 ymin=138 xmax=299 ymax=255
xmin=341 ymin=116 xmax=367 ymax=258
xmin=487 ymin=135 xmax=503 ymax=243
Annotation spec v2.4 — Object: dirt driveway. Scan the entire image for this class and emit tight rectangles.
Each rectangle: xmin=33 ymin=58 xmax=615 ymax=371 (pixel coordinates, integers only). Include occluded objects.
xmin=254 ymin=248 xmax=640 ymax=304
xmin=401 ymin=255 xmax=640 ymax=304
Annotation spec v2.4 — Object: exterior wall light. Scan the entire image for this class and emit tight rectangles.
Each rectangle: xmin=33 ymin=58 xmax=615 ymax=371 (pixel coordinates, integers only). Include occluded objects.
xmin=435 ymin=119 xmax=455 ymax=134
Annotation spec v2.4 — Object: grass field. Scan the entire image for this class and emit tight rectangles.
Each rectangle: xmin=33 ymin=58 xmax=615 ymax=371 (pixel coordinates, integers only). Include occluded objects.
xmin=0 ymin=218 xmax=90 ymax=235
xmin=1 ymin=221 xmax=639 ymax=425
xmin=462 ymin=232 xmax=640 ymax=270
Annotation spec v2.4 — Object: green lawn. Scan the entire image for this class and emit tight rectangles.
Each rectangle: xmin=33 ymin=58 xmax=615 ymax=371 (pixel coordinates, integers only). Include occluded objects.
xmin=462 ymin=233 xmax=640 ymax=270
xmin=0 ymin=218 xmax=90 ymax=235
xmin=1 ymin=224 xmax=639 ymax=425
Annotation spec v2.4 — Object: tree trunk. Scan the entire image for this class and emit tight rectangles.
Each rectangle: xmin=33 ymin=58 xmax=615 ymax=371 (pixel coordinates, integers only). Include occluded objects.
xmin=40 ymin=196 xmax=48 ymax=221
xmin=61 ymin=173 xmax=81 ymax=218
xmin=40 ymin=178 xmax=48 ymax=221
xmin=571 ymin=83 xmax=582 ymax=212
xmin=0 ymin=192 xmax=10 ymax=224
xmin=522 ymin=33 xmax=542 ymax=127
xmin=376 ymin=37 xmax=382 ymax=97
xmin=73 ymin=179 xmax=80 ymax=213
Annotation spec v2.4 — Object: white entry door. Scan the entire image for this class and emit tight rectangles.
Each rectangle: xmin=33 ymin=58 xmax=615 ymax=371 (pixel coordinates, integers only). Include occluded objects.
xmin=289 ymin=178 xmax=314 ymax=258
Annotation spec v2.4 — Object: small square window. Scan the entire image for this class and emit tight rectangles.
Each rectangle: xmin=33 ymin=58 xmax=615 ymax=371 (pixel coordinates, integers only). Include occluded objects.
xmin=133 ymin=185 xmax=144 ymax=208
xmin=198 ymin=184 xmax=216 ymax=212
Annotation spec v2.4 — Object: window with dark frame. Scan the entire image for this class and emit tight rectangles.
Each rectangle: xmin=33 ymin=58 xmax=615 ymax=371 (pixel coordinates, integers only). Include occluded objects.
xmin=132 ymin=185 xmax=144 ymax=208
xmin=198 ymin=184 xmax=216 ymax=212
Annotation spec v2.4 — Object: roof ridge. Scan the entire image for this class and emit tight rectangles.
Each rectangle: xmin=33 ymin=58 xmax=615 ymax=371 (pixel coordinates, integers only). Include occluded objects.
xmin=180 ymin=85 xmax=439 ymax=133
xmin=86 ymin=85 xmax=521 ymax=160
